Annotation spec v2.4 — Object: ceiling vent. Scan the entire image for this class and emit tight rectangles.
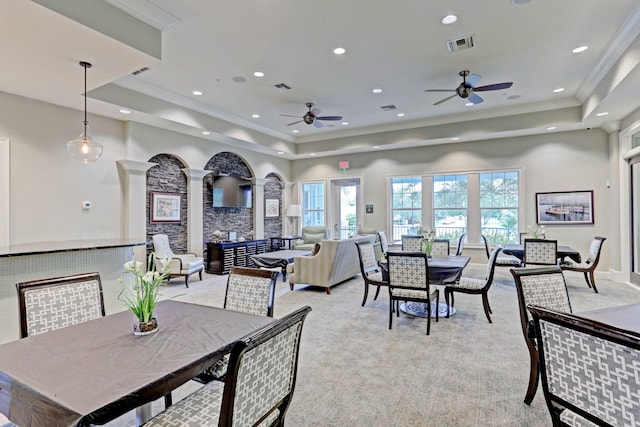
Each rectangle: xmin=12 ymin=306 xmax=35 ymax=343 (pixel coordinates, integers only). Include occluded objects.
xmin=446 ymin=35 xmax=475 ymax=53
xmin=380 ymin=104 xmax=397 ymax=111
xmin=131 ymin=67 xmax=149 ymax=76
xmin=273 ymin=83 xmax=292 ymax=92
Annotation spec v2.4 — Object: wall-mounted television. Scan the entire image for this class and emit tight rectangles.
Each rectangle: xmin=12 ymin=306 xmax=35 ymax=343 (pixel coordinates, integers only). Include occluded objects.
xmin=212 ymin=175 xmax=252 ymax=208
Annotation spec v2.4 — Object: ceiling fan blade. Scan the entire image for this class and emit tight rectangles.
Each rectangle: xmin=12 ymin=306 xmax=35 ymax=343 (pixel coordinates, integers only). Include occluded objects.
xmin=474 ymin=82 xmax=513 ymax=92
xmin=469 ymin=93 xmax=484 ymax=104
xmin=311 ymin=108 xmax=321 ymax=116
xmin=317 ymin=116 xmax=343 ymax=121
xmin=433 ymin=94 xmax=457 ymax=105
xmin=287 ymin=120 xmax=304 ymax=126
xmin=313 ymin=120 xmax=324 ymax=128
xmin=425 ymin=89 xmax=455 ymax=92
xmin=466 ymin=74 xmax=482 ymax=87
xmin=280 ymin=114 xmax=302 ymax=118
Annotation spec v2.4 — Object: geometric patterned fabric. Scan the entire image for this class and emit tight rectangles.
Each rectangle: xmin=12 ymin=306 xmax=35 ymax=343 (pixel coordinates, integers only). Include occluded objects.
xmin=520 ymin=272 xmax=572 ymax=325
xmin=431 ymin=240 xmax=450 ymax=257
xmin=23 ymin=279 xmax=103 ymax=337
xmin=540 ymin=320 xmax=640 ymax=426
xmin=524 ymin=239 xmax=557 ymax=265
xmin=224 ymin=273 xmax=274 ymax=317
xmin=401 ymin=235 xmax=423 ymax=252
xmin=388 ymin=254 xmax=431 ymax=299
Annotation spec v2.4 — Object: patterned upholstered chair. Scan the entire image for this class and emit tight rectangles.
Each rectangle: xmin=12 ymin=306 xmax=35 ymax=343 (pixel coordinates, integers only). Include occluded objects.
xmin=560 ymin=236 xmax=606 ymax=293
xmin=481 ymin=235 xmax=522 ymax=268
xmin=355 ymin=240 xmax=389 ymax=306
xmin=377 ymin=231 xmax=389 ymax=257
xmin=16 ymin=272 xmax=105 ymax=338
xmin=152 ymin=233 xmax=204 ymax=287
xmin=523 ymin=238 xmax=558 ymax=267
xmin=143 ymin=306 xmax=312 ymax=427
xmin=510 ymin=266 xmax=573 ymax=405
xmin=195 ymin=267 xmax=278 ymax=384
xmin=431 ymin=239 xmax=450 ymax=257
xmin=387 ymin=251 xmax=439 ymax=335
xmin=444 ymin=246 xmax=501 ymax=322
xmin=529 ymin=305 xmax=640 ymax=426
xmin=401 ymin=235 xmax=423 ymax=252
xmin=454 ymin=233 xmax=466 ymax=256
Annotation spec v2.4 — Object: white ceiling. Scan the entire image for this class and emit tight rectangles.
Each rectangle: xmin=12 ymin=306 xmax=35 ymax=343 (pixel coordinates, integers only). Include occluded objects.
xmin=2 ymin=0 xmax=640 ymax=159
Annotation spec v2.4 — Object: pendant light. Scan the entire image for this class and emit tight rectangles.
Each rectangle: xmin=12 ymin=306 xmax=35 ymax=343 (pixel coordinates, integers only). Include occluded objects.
xmin=66 ymin=61 xmax=103 ymax=164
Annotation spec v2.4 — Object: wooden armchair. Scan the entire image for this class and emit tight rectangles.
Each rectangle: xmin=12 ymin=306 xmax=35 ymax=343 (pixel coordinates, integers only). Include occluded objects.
xmin=560 ymin=236 xmax=606 ymax=293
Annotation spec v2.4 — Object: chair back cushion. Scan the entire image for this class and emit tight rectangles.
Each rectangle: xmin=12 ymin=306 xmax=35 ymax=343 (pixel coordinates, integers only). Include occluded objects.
xmin=377 ymin=231 xmax=389 ymax=253
xmin=587 ymin=236 xmax=606 ymax=264
xmin=223 ymin=306 xmax=312 ymax=426
xmin=355 ymin=241 xmax=378 ymax=275
xmin=524 ymin=238 xmax=557 ymax=265
xmin=17 ymin=273 xmax=104 ymax=338
xmin=224 ymin=267 xmax=277 ymax=317
xmin=152 ymin=233 xmax=175 ymax=259
xmin=387 ymin=252 xmax=428 ymax=290
xmin=530 ymin=306 xmax=640 ymax=426
xmin=485 ymin=246 xmax=502 ymax=283
xmin=431 ymin=239 xmax=450 ymax=257
xmin=401 ymin=235 xmax=423 ymax=252
xmin=455 ymin=233 xmax=466 ymax=256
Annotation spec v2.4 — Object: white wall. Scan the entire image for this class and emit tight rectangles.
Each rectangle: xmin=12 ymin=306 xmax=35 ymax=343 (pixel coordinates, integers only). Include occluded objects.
xmin=292 ymin=129 xmax=613 ymax=268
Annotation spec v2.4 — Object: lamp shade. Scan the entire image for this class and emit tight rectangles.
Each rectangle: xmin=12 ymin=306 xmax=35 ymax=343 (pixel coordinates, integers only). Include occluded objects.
xmin=285 ymin=204 xmax=302 ymax=217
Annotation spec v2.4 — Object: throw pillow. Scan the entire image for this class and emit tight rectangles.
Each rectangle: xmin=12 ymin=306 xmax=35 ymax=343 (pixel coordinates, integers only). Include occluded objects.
xmin=304 ymin=232 xmax=325 ymax=243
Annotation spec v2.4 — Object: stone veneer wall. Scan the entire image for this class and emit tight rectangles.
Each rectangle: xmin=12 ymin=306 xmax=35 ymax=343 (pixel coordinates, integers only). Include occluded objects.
xmin=146 ymin=154 xmax=188 ymax=253
xmin=264 ymin=173 xmax=283 ymax=239
xmin=203 ymin=152 xmax=254 ymax=242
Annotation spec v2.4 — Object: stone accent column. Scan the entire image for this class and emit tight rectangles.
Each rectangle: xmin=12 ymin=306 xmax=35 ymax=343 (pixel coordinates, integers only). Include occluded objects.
xmin=183 ymin=168 xmax=210 ymax=256
xmin=254 ymin=178 xmax=268 ymax=239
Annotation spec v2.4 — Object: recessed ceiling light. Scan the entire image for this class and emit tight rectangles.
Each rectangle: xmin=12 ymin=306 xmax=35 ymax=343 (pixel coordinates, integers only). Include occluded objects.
xmin=372 ymin=88 xmax=383 ymax=94
xmin=333 ymin=47 xmax=346 ymax=55
xmin=251 ymin=114 xmax=260 ymax=118
xmin=292 ymin=129 xmax=299 ymax=133
xmin=553 ymin=87 xmax=565 ymax=93
xmin=119 ymin=109 xmax=131 ymax=115
xmin=310 ymin=153 xmax=316 ymax=156
xmin=512 ymin=0 xmax=532 ymax=5
xmin=465 ymin=102 xmax=474 ymax=107
xmin=373 ymin=146 xmax=380 ymax=149
xmin=277 ymin=151 xmax=284 ymax=155
xmin=397 ymin=113 xmax=405 ymax=117
xmin=451 ymin=137 xmax=460 ymax=141
xmin=596 ymin=112 xmax=609 ymax=117
xmin=192 ymin=90 xmax=203 ymax=96
xmin=572 ymin=45 xmax=588 ymax=53
xmin=342 ymin=122 xmax=349 ymax=126
xmin=441 ymin=14 xmax=457 ymax=24
xmin=253 ymin=71 xmax=264 ymax=77
xmin=507 ymin=94 xmax=521 ymax=100
xmin=202 ymin=131 xmax=211 ymax=135
xmin=547 ymin=126 xmax=557 ymax=130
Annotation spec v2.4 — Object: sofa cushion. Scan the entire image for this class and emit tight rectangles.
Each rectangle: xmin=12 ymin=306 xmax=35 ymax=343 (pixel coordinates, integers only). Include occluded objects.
xmin=304 ymin=233 xmax=325 ymax=244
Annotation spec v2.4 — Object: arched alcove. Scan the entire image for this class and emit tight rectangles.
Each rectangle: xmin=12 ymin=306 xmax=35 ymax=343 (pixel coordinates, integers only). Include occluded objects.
xmin=264 ymin=172 xmax=284 ymax=238
xmin=146 ymin=154 xmax=188 ymax=252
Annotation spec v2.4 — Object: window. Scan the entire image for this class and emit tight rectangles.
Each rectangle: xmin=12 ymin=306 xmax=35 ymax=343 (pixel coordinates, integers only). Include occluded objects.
xmin=391 ymin=176 xmax=422 ymax=240
xmin=433 ymin=175 xmax=467 ymax=240
xmin=301 ymin=182 xmax=325 ymax=226
xmin=480 ymin=171 xmax=519 ymax=243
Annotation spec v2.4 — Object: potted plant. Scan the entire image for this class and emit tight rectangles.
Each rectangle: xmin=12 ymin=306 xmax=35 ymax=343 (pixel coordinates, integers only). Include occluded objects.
xmin=422 ymin=229 xmax=435 ymax=258
xmin=118 ymin=252 xmax=170 ymax=336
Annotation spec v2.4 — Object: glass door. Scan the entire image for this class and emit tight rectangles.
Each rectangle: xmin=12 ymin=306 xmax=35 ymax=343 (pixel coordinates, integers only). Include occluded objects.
xmin=329 ymin=178 xmax=361 ymax=239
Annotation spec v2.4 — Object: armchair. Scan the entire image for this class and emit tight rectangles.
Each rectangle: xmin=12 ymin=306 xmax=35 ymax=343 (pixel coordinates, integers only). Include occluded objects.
xmin=292 ymin=225 xmax=329 ymax=251
xmin=560 ymin=236 xmax=606 ymax=292
xmin=152 ymin=234 xmax=204 ymax=288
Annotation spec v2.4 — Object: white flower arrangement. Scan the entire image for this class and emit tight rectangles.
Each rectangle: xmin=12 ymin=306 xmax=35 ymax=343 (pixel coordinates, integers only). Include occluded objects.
xmin=527 ymin=224 xmax=546 ymax=239
xmin=118 ymin=253 xmax=171 ymax=323
xmin=421 ymin=229 xmax=435 ymax=255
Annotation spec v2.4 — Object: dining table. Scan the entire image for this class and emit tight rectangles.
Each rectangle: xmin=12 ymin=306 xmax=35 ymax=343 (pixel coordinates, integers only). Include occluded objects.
xmin=575 ymin=303 xmax=640 ymax=334
xmin=379 ymin=255 xmax=471 ymax=318
xmin=0 ymin=300 xmax=274 ymax=427
xmin=502 ymin=243 xmax=581 ymax=263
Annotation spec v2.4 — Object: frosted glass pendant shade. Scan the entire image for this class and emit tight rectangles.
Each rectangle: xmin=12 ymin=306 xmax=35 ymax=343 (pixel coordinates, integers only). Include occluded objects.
xmin=66 ymin=122 xmax=103 ymax=164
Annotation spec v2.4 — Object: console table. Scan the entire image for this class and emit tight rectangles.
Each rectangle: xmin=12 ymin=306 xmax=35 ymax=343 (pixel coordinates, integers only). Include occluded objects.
xmin=206 ymin=239 xmax=268 ymax=274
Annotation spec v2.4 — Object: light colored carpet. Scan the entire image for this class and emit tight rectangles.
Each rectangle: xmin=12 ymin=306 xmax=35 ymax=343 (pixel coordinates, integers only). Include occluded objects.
xmin=2 ymin=266 xmax=639 ymax=426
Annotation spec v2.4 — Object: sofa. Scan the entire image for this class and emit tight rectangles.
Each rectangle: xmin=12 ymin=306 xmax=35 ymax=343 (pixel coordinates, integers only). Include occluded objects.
xmin=288 ymin=235 xmax=376 ymax=294
xmin=292 ymin=226 xmax=330 ymax=251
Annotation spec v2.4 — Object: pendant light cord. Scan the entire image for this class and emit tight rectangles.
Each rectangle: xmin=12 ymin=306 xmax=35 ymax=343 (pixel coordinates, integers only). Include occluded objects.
xmin=80 ymin=61 xmax=92 ymax=126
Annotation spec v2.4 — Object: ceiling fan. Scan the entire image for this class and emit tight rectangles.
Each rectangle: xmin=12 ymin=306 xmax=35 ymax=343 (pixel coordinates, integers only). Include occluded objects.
xmin=425 ymin=70 xmax=513 ymax=105
xmin=281 ymin=102 xmax=343 ymax=128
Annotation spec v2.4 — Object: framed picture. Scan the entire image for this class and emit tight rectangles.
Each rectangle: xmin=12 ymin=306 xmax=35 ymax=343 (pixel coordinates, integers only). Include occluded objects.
xmin=265 ymin=198 xmax=279 ymax=217
xmin=150 ymin=192 xmax=181 ymax=223
xmin=535 ymin=190 xmax=594 ymax=225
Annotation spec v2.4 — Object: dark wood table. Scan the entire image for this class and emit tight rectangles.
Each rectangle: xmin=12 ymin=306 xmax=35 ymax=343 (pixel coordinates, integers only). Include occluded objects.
xmin=576 ymin=303 xmax=640 ymax=334
xmin=502 ymin=244 xmax=581 ymax=263
xmin=380 ymin=255 xmax=471 ymax=318
xmin=0 ymin=300 xmax=273 ymax=427
xmin=251 ymin=249 xmax=311 ymax=281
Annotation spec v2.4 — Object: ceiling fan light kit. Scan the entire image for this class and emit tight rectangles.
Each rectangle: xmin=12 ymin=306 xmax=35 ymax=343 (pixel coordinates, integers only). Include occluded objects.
xmin=425 ymin=70 xmax=513 ymax=106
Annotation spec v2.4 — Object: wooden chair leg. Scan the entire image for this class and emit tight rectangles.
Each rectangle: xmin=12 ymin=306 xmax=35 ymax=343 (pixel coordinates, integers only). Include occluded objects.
xmin=524 ymin=346 xmax=539 ymax=405
xmin=388 ymin=299 xmax=394 ymax=330
xmin=184 ymin=275 xmax=189 ymax=288
xmin=481 ymin=292 xmax=492 ymax=323
xmin=373 ymin=285 xmax=381 ymax=300
xmin=444 ymin=289 xmax=451 ymax=318
xmin=583 ymin=271 xmax=592 ymax=289
xmin=361 ymin=283 xmax=369 ymax=306
xmin=589 ymin=270 xmax=599 ymax=293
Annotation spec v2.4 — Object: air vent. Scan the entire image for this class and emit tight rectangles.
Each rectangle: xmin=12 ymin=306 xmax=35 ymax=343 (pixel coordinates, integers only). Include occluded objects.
xmin=446 ymin=35 xmax=475 ymax=53
xmin=131 ymin=67 xmax=149 ymax=76
xmin=273 ymin=83 xmax=292 ymax=91
xmin=380 ymin=104 xmax=397 ymax=111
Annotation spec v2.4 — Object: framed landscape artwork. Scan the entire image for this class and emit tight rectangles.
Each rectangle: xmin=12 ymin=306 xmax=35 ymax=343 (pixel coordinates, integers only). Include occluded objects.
xmin=151 ymin=192 xmax=181 ymax=223
xmin=265 ymin=198 xmax=279 ymax=217
xmin=535 ymin=190 xmax=594 ymax=225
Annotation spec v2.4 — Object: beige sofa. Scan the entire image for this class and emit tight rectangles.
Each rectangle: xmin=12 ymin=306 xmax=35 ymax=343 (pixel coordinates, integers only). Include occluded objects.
xmin=288 ymin=235 xmax=376 ymax=294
